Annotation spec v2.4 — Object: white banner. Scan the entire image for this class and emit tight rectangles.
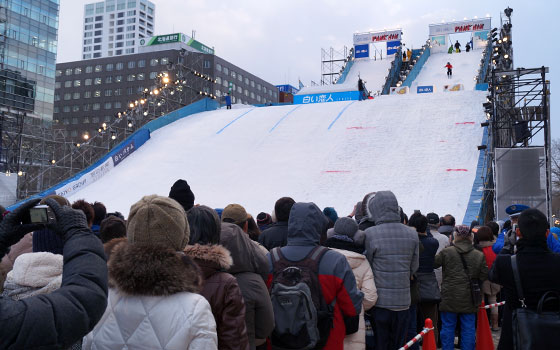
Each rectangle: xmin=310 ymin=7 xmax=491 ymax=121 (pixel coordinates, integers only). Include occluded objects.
xmin=56 ymin=157 xmax=114 ymax=198
xmin=429 ymin=18 xmax=491 ymax=36
xmin=354 ymin=29 xmax=402 ymax=45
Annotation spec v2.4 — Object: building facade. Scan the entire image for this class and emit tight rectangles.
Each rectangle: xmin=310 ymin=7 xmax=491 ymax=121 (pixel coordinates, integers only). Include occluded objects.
xmin=54 ymin=33 xmax=278 ymax=143
xmin=82 ymin=0 xmax=155 ymax=59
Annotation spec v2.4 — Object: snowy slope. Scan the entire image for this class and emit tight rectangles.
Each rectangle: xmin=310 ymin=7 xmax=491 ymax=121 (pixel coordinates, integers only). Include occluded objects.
xmin=412 ymin=50 xmax=485 ymax=92
xmin=298 ymin=56 xmax=394 ymax=95
xmin=68 ymin=91 xmax=486 ymax=222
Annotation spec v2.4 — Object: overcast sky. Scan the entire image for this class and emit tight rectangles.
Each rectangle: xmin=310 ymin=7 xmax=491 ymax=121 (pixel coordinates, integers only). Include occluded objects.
xmin=57 ymin=0 xmax=558 ymax=139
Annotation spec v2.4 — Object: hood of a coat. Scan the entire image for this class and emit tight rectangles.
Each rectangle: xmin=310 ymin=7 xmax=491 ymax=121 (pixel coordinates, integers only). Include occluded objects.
xmin=220 ymin=222 xmax=265 ymax=275
xmin=287 ymin=202 xmax=328 ymax=246
xmin=183 ymin=243 xmax=233 ymax=279
xmin=3 ymin=252 xmax=62 ymax=300
xmin=108 ymin=241 xmax=201 ymax=296
xmin=439 ymin=225 xmax=454 ymax=236
xmin=453 ymin=239 xmax=475 ymax=254
xmin=369 ymin=191 xmax=401 ymax=225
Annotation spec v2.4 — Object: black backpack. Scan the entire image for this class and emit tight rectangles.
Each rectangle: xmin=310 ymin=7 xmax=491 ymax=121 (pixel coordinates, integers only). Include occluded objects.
xmin=270 ymin=246 xmax=335 ymax=350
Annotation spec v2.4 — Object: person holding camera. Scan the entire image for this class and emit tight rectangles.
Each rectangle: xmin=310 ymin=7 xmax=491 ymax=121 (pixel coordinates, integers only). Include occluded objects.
xmin=0 ymin=198 xmax=108 ymax=349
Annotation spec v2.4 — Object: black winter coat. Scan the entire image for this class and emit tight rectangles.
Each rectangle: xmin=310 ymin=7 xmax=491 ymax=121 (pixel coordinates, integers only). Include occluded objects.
xmin=324 ymin=237 xmax=364 ymax=254
xmin=0 ymin=226 xmax=108 ymax=349
xmin=258 ymin=222 xmax=288 ymax=251
xmin=489 ymin=239 xmax=560 ymax=350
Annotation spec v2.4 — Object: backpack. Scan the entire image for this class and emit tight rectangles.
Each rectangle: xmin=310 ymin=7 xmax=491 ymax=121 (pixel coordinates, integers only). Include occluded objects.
xmin=270 ymin=246 xmax=335 ymax=350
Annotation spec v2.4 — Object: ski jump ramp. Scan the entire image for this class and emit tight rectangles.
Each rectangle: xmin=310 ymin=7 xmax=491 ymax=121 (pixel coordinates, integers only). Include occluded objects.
xmin=63 ymin=88 xmax=487 ymax=223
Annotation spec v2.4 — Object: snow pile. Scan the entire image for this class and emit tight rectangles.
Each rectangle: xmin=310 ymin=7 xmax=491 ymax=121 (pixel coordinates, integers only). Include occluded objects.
xmin=297 ymin=56 xmax=395 ymax=95
xmin=411 ymin=49 xmax=484 ymax=92
xmin=69 ymin=90 xmax=486 ymax=223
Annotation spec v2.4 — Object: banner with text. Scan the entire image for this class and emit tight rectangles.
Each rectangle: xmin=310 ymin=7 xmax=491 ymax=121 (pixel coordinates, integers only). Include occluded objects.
xmin=353 ymin=29 xmax=402 ymax=45
xmin=429 ymin=18 xmax=491 ymax=36
xmin=354 ymin=44 xmax=370 ymax=59
xmin=55 ymin=158 xmax=114 ymax=198
xmin=294 ymin=91 xmax=360 ymax=104
xmin=386 ymin=40 xmax=401 ymax=55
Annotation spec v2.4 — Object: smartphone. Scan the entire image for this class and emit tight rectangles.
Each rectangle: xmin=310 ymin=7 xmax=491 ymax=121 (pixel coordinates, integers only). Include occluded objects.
xmin=23 ymin=205 xmax=55 ymax=225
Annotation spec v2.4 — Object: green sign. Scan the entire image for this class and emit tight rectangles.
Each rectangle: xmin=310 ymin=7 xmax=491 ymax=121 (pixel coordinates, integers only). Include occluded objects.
xmin=186 ymin=38 xmax=214 ymax=55
xmin=143 ymin=33 xmax=182 ymax=46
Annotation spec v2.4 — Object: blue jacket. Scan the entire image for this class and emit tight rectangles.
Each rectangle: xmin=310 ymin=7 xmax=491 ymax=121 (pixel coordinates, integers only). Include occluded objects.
xmin=225 ymin=95 xmax=232 ymax=106
xmin=492 ymin=228 xmax=508 ymax=254
xmin=547 ymin=231 xmax=560 ymax=253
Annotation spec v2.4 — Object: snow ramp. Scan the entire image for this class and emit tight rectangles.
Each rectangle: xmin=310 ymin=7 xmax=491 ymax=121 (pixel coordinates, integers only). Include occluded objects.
xmin=65 ymin=91 xmax=487 ymax=223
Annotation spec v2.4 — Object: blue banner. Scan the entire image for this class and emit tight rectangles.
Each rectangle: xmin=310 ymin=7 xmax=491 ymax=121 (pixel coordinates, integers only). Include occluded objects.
xmin=294 ymin=91 xmax=360 ymax=104
xmin=354 ymin=44 xmax=369 ymax=59
xmin=112 ymin=128 xmax=150 ymax=166
xmin=417 ymin=85 xmax=434 ymax=93
xmin=275 ymin=84 xmax=299 ymax=94
xmin=387 ymin=40 xmax=401 ymax=55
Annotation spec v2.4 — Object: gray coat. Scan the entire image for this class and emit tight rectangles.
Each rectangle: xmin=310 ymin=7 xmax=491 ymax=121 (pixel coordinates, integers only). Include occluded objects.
xmin=364 ymin=191 xmax=419 ymax=311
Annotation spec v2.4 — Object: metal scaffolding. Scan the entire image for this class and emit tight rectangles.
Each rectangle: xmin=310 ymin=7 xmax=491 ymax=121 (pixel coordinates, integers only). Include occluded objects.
xmin=320 ymin=46 xmax=350 ymax=85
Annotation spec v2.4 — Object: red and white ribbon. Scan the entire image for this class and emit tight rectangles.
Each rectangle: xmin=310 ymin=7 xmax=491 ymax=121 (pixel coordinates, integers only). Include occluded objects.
xmin=481 ymin=301 xmax=506 ymax=309
xmin=398 ymin=327 xmax=434 ymax=350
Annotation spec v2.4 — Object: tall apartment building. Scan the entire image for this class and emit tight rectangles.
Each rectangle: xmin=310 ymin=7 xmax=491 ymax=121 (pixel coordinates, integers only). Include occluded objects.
xmin=82 ymin=0 xmax=155 ymax=59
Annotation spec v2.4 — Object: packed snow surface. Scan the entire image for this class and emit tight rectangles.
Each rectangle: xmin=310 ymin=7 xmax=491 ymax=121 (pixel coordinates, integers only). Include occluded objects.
xmin=69 ymin=91 xmax=486 ymax=222
xmin=411 ymin=50 xmax=484 ymax=92
xmin=297 ymin=56 xmax=394 ymax=95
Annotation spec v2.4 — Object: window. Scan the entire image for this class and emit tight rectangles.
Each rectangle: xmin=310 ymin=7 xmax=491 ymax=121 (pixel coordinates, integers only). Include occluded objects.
xmin=73 ymin=80 xmax=81 ymax=87
xmin=106 ymin=63 xmax=114 ymax=71
xmin=84 ymin=24 xmax=93 ymax=31
xmin=126 ymin=33 xmax=135 ymax=39
xmin=95 ymin=23 xmax=103 ymax=29
xmin=104 ymin=102 xmax=112 ymax=110
xmin=65 ymin=68 xmax=72 ymax=75
xmin=150 ymin=58 xmax=158 ymax=66
xmin=94 ymin=37 xmax=102 ymax=43
xmin=245 ymin=77 xmax=249 ymax=85
xmin=83 ymin=104 xmax=90 ymax=111
xmin=94 ymin=78 xmax=102 ymax=85
xmin=216 ymin=76 xmax=222 ymax=84
xmin=55 ymin=82 xmax=61 ymax=89
xmin=250 ymin=92 xmax=255 ymax=99
xmin=85 ymin=78 xmax=92 ymax=86
xmin=84 ymin=32 xmax=93 ymax=38
xmin=105 ymin=76 xmax=112 ymax=83
xmin=138 ymin=59 xmax=145 ymax=67
xmin=231 ymin=71 xmax=236 ymax=78
xmin=64 ymin=93 xmax=71 ymax=100
xmin=244 ymin=89 xmax=249 ymax=96
xmin=116 ymin=62 xmax=124 ymax=70
xmin=263 ymin=86 xmax=267 ymax=94
xmin=137 ymin=73 xmax=145 ymax=80
xmin=114 ymin=88 xmax=122 ymax=96
xmin=73 ymin=92 xmax=80 ymax=99
xmin=117 ymin=19 xmax=124 ymax=25
xmin=71 ymin=130 xmax=78 ymax=137
xmin=238 ymin=86 xmax=242 ymax=93
xmin=149 ymin=71 xmax=157 ymax=79
xmin=54 ymin=94 xmax=60 ymax=101
xmin=127 ymin=87 xmax=134 ymax=95
xmin=117 ymin=27 xmax=124 ymax=33
xmin=257 ymin=95 xmax=261 ymax=102
xmin=127 ymin=74 xmax=135 ymax=81
xmin=215 ymin=90 xmax=222 ymax=97
xmin=126 ymin=25 xmax=135 ymax=31
xmin=83 ymin=117 xmax=90 ymax=124
xmin=223 ymin=79 xmax=228 ymax=87
xmin=95 ymin=15 xmax=103 ymax=21
xmin=63 ymin=106 xmax=70 ymax=113
xmin=95 ymin=65 xmax=102 ymax=72
xmin=74 ymin=67 xmax=82 ymax=75
xmin=56 ymin=70 xmax=62 ymax=77
xmin=93 ymin=103 xmax=100 ymax=110
xmin=127 ymin=18 xmax=135 ymax=23
xmin=114 ymin=101 xmax=122 ymax=109
xmin=72 ymin=105 xmax=80 ymax=112
xmin=118 ymin=12 xmax=124 ymax=18
xmin=85 ymin=17 xmax=93 ymax=23
xmin=125 ymin=40 xmax=134 ymax=46
xmin=94 ymin=30 xmax=102 ymax=36
xmin=92 ymin=116 xmax=100 ymax=124
xmin=216 ymin=63 xmax=222 ymax=72
xmin=257 ymin=83 xmax=261 ymax=91
xmin=115 ymin=75 xmax=123 ymax=82
xmin=94 ymin=90 xmax=101 ymax=97
xmin=84 ymin=39 xmax=92 ymax=45
xmin=161 ymin=57 xmax=169 ymax=65
xmin=84 ymin=91 xmax=92 ymax=98
xmin=223 ymin=67 xmax=229 ymax=75
xmin=127 ymin=10 xmax=136 ymax=16
xmin=204 ymin=60 xmax=210 ymax=69
xmin=83 ymin=46 xmax=92 ymax=52
xmin=105 ymin=89 xmax=112 ymax=96
xmin=64 ymin=81 xmax=71 ymax=88
xmin=128 ymin=61 xmax=135 ymax=69
xmin=238 ymin=74 xmax=243 ymax=82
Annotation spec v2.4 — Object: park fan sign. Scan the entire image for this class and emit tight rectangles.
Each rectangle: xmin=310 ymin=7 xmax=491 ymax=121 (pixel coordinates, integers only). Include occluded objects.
xmin=429 ymin=18 xmax=491 ymax=36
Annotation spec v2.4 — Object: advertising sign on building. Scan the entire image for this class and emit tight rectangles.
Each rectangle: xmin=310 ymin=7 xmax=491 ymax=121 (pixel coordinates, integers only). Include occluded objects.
xmin=429 ymin=18 xmax=491 ymax=36
xmin=386 ymin=40 xmax=401 ymax=55
xmin=294 ymin=91 xmax=360 ymax=104
xmin=390 ymin=86 xmax=410 ymax=95
xmin=354 ymin=44 xmax=370 ymax=59
xmin=417 ymin=85 xmax=434 ymax=93
xmin=353 ymin=29 xmax=402 ymax=45
xmin=140 ymin=33 xmax=215 ymax=55
xmin=276 ymin=85 xmax=299 ymax=94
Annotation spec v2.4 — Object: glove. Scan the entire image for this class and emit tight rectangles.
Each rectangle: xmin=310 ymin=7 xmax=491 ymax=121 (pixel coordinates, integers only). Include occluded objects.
xmin=502 ymin=228 xmax=517 ymax=253
xmin=45 ymin=198 xmax=89 ymax=238
xmin=0 ymin=198 xmax=43 ymax=256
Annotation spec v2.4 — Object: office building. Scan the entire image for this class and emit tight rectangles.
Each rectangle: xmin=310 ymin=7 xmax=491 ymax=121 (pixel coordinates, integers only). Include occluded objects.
xmin=82 ymin=0 xmax=155 ymax=59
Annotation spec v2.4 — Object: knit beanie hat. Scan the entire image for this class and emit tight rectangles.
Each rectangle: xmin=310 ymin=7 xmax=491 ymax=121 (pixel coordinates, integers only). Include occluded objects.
xmin=99 ymin=215 xmax=127 ymax=243
xmin=454 ymin=225 xmax=471 ymax=238
xmin=33 ymin=228 xmax=64 ymax=255
xmin=323 ymin=207 xmax=339 ymax=224
xmin=334 ymin=217 xmax=359 ymax=238
xmin=257 ymin=212 xmax=272 ymax=226
xmin=127 ymin=195 xmax=190 ymax=251
xmin=168 ymin=179 xmax=195 ymax=212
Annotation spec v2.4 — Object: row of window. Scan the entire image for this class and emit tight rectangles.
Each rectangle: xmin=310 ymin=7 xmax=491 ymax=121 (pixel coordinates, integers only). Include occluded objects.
xmin=56 ymin=58 xmax=169 ymax=77
xmin=55 ymin=83 xmax=154 ymax=101
xmin=56 ymin=101 xmax=122 ymax=114
xmin=59 ymin=115 xmax=113 ymax=128
xmin=85 ymin=1 xmax=154 ymax=16
xmin=215 ymin=63 xmax=273 ymax=94
xmin=214 ymin=89 xmax=273 ymax=104
xmin=215 ymin=75 xmax=276 ymax=98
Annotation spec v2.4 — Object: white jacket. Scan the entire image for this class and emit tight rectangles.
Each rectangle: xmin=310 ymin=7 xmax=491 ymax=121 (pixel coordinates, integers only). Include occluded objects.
xmin=83 ymin=241 xmax=217 ymax=350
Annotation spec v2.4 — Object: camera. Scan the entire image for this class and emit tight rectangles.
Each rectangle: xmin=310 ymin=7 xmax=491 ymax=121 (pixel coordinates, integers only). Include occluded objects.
xmin=23 ymin=205 xmax=56 ymax=225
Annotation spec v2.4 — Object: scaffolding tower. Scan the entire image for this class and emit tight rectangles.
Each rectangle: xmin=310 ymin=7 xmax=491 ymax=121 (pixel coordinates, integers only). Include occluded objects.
xmin=321 ymin=46 xmax=349 ymax=85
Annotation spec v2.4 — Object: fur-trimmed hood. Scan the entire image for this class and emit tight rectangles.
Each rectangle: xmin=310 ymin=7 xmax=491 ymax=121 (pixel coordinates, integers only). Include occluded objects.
xmin=108 ymin=241 xmax=202 ymax=296
xmin=183 ymin=244 xmax=233 ymax=279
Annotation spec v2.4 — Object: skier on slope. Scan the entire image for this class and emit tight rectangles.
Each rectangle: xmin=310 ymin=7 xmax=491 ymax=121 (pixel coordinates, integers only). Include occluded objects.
xmin=445 ymin=62 xmax=453 ymax=79
xmin=466 ymin=42 xmax=471 ymax=52
xmin=454 ymin=40 xmax=461 ymax=53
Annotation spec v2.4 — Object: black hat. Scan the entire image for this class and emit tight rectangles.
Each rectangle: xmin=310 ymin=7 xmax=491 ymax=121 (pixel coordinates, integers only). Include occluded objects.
xmin=169 ymin=179 xmax=195 ymax=212
xmin=426 ymin=212 xmax=439 ymax=225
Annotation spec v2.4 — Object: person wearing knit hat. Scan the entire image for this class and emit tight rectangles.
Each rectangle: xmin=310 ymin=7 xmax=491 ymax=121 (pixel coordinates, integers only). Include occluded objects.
xmin=99 ymin=216 xmax=127 ymax=244
xmin=256 ymin=212 xmax=272 ymax=232
xmin=324 ymin=217 xmax=364 ymax=254
xmin=127 ymin=195 xmax=190 ymax=251
xmin=168 ymin=179 xmax=195 ymax=213
xmin=323 ymin=207 xmax=339 ymax=225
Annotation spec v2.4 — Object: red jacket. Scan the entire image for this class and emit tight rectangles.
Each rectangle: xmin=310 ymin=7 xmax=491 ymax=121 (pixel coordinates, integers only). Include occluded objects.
xmin=445 ymin=64 xmax=453 ymax=69
xmin=481 ymin=245 xmax=497 ymax=269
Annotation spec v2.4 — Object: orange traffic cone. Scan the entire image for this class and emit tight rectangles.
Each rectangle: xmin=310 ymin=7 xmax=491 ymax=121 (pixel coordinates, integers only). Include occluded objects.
xmin=476 ymin=301 xmax=495 ymax=350
xmin=422 ymin=318 xmax=436 ymax=350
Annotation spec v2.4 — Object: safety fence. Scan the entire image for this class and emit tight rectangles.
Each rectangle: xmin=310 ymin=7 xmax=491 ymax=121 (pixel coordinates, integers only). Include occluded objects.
xmin=398 ymin=318 xmax=436 ymax=350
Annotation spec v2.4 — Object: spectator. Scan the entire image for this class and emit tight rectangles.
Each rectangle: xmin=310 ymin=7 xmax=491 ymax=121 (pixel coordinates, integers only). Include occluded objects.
xmin=439 ymin=214 xmax=455 ymax=238
xmin=454 ymin=40 xmax=461 ymax=53
xmin=465 ymin=42 xmax=471 ymax=52
xmin=225 ymin=93 xmax=232 ymax=109
xmin=246 ymin=214 xmax=262 ymax=242
xmin=364 ymin=191 xmax=419 ymax=350
xmin=490 ymin=208 xmax=560 ymax=350
xmin=185 ymin=205 xmax=250 ymax=350
xmin=409 ymin=212 xmax=440 ymax=344
xmin=324 ymin=216 xmax=365 ymax=254
xmin=72 ymin=199 xmax=95 ymax=228
xmin=427 ymin=212 xmax=449 ymax=288
xmin=0 ymin=205 xmax=5 ymax=222
xmin=258 ymin=197 xmax=295 ymax=250
xmin=493 ymin=204 xmax=529 ymax=254
xmin=99 ymin=215 xmax=127 ymax=243
xmin=91 ymin=201 xmax=107 ymax=235
xmin=486 ymin=221 xmax=500 ymax=239
xmin=0 ymin=198 xmax=108 ymax=348
xmin=473 ymin=226 xmax=501 ymax=331
xmin=358 ymin=192 xmax=377 ymax=231
xmin=266 ymin=202 xmax=363 ymax=350
xmin=106 ymin=211 xmax=125 ymax=220
xmin=169 ymin=179 xmax=195 ymax=213
xmin=435 ymin=225 xmax=488 ymax=350
xmin=84 ymin=195 xmax=217 ymax=349
xmin=256 ymin=212 xmax=272 ymax=232
xmin=220 ymin=220 xmax=274 ymax=350
xmin=548 ymin=226 xmax=560 ymax=253
xmin=323 ymin=207 xmax=339 ymax=224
